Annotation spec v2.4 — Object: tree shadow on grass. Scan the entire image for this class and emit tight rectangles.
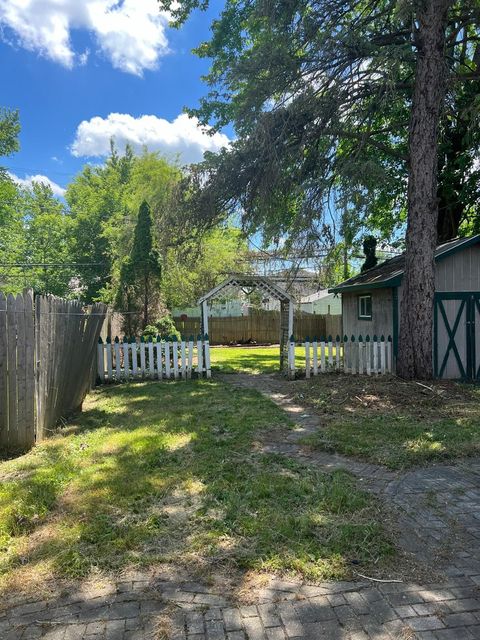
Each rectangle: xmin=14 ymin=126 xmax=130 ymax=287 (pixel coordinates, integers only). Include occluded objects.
xmin=0 ymin=380 xmax=394 ymax=604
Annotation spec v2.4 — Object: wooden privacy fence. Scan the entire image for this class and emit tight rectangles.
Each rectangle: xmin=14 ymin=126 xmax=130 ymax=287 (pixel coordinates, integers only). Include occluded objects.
xmin=0 ymin=290 xmax=35 ymax=450
xmin=97 ymin=335 xmax=211 ymax=383
xmin=0 ymin=291 xmax=106 ymax=452
xmin=289 ymin=334 xmax=393 ymax=378
xmin=174 ymin=310 xmax=342 ymax=346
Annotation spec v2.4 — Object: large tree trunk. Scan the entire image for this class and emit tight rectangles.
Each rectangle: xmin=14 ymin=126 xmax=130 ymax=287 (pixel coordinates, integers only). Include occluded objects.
xmin=397 ymin=0 xmax=452 ymax=379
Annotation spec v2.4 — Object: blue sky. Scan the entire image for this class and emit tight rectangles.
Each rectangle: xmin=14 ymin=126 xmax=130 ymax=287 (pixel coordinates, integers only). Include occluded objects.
xmin=1 ymin=0 xmax=229 ymax=195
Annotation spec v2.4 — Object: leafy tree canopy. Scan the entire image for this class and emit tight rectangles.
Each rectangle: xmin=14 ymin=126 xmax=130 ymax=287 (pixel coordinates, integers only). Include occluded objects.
xmin=160 ymin=0 xmax=480 ymax=246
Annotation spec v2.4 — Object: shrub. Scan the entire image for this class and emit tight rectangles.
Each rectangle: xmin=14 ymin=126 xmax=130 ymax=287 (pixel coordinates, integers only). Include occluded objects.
xmin=142 ymin=315 xmax=181 ymax=340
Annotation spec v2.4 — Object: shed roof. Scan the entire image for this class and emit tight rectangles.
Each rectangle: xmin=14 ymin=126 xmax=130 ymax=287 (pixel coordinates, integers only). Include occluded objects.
xmin=198 ymin=274 xmax=294 ymax=304
xmin=330 ymin=235 xmax=480 ymax=293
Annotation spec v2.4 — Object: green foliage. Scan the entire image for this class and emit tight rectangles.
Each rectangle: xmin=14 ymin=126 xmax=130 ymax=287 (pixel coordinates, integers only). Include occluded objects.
xmin=66 ymin=144 xmax=135 ymax=302
xmin=160 ymin=0 xmax=480 ymax=248
xmin=153 ymin=315 xmax=181 ymax=339
xmin=21 ymin=183 xmax=72 ymax=296
xmin=66 ymin=146 xmax=247 ymax=316
xmin=162 ymin=226 xmax=249 ymax=308
xmin=117 ymin=200 xmax=161 ymax=333
xmin=0 ymin=116 xmax=245 ymax=304
xmin=0 ymin=179 xmax=72 ymax=297
xmin=0 ymin=108 xmax=22 ymax=294
xmin=0 ymin=108 xmax=19 ymax=160
xmin=142 ymin=315 xmax=181 ymax=340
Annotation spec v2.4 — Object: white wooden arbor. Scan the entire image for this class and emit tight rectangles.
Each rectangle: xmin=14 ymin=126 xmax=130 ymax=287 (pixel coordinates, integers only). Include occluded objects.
xmin=198 ymin=274 xmax=295 ymax=374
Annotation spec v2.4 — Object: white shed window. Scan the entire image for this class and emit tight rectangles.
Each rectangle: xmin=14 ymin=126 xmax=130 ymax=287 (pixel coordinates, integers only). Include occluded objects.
xmin=358 ymin=294 xmax=372 ymax=320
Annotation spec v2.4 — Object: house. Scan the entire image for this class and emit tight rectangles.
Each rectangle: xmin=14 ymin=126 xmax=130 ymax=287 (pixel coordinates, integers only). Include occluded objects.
xmin=300 ymin=289 xmax=342 ymax=315
xmin=172 ymin=300 xmax=249 ymax=319
xmin=330 ymin=235 xmax=480 ymax=380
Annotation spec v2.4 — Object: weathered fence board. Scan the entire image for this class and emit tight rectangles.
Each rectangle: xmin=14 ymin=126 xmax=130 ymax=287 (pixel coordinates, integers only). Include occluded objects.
xmin=0 ymin=293 xmax=7 ymax=447
xmin=173 ymin=310 xmax=342 ymax=346
xmin=0 ymin=291 xmax=35 ymax=450
xmin=293 ymin=334 xmax=393 ymax=377
xmin=35 ymin=296 xmax=106 ymax=440
xmin=97 ymin=335 xmax=211 ymax=383
xmin=0 ymin=290 xmax=106 ymax=452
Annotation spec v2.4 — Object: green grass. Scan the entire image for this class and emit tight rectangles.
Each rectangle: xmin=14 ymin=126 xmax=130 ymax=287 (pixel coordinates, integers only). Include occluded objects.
xmin=210 ymin=345 xmax=307 ymax=373
xmin=0 ymin=380 xmax=392 ymax=591
xmin=297 ymin=376 xmax=480 ymax=469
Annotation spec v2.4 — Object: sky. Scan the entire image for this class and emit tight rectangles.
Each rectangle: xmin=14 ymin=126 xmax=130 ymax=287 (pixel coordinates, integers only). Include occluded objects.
xmin=0 ymin=0 xmax=230 ymax=197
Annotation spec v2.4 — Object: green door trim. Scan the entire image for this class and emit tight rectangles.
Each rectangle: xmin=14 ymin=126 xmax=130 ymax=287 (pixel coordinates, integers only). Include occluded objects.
xmin=434 ymin=292 xmax=480 ymax=380
xmin=437 ymin=298 xmax=467 ymax=378
xmin=474 ymin=297 xmax=480 ymax=380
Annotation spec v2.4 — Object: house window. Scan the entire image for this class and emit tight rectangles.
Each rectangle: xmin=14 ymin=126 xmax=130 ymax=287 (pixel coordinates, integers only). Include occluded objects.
xmin=358 ymin=294 xmax=372 ymax=320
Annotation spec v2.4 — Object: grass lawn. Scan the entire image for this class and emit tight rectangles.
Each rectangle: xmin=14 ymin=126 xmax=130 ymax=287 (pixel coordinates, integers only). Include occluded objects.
xmin=0 ymin=380 xmax=392 ymax=594
xmin=296 ymin=375 xmax=480 ymax=469
xmin=210 ymin=345 xmax=307 ymax=373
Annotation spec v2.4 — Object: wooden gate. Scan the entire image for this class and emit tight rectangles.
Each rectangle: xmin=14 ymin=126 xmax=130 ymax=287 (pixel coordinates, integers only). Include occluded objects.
xmin=434 ymin=292 xmax=480 ymax=380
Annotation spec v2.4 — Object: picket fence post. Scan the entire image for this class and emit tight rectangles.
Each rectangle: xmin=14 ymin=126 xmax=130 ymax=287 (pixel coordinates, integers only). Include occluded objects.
xmin=187 ymin=336 xmax=194 ymax=378
xmin=312 ymin=337 xmax=318 ymax=375
xmin=358 ymin=336 xmax=364 ymax=374
xmin=380 ymin=335 xmax=386 ymax=374
xmin=97 ymin=338 xmax=105 ymax=382
xmin=123 ymin=336 xmax=129 ymax=379
xmin=305 ymin=337 xmax=310 ymax=378
xmin=291 ymin=332 xmax=397 ymax=380
xmin=288 ymin=335 xmax=295 ymax=379
xmin=204 ymin=334 xmax=211 ymax=378
xmin=106 ymin=337 xmax=113 ymax=381
xmin=164 ymin=339 xmax=171 ymax=379
xmin=387 ymin=335 xmax=392 ymax=373
xmin=197 ymin=334 xmax=203 ymax=374
xmin=172 ymin=335 xmax=179 ymax=380
xmin=180 ymin=338 xmax=187 ymax=378
xmin=366 ymin=335 xmax=371 ymax=375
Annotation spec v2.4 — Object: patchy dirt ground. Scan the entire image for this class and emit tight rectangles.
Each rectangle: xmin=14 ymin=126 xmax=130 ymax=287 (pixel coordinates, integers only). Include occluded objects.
xmin=288 ymin=374 xmax=480 ymax=468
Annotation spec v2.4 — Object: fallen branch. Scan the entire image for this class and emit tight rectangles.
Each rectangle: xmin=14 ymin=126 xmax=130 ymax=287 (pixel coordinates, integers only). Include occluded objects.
xmin=415 ymin=381 xmax=435 ymax=393
xmin=353 ymin=570 xmax=403 ymax=583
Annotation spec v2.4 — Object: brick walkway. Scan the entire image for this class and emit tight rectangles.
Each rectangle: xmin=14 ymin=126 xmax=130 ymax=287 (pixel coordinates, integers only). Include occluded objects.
xmin=3 ymin=374 xmax=480 ymax=639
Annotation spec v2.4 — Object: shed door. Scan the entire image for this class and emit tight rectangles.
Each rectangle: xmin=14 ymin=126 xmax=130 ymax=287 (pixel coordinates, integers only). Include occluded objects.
xmin=434 ymin=293 xmax=480 ymax=380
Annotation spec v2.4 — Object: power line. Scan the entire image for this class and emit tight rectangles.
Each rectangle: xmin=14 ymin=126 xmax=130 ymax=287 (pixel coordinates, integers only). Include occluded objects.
xmin=0 ymin=262 xmax=104 ymax=268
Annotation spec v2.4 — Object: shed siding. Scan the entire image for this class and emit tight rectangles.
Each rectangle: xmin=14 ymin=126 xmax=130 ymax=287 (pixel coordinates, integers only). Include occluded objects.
xmin=342 ymin=288 xmax=394 ymax=339
xmin=436 ymin=245 xmax=480 ymax=292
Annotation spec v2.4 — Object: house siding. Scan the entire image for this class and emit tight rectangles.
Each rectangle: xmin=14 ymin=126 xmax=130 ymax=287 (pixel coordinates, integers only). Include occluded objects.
xmin=342 ymin=288 xmax=394 ymax=340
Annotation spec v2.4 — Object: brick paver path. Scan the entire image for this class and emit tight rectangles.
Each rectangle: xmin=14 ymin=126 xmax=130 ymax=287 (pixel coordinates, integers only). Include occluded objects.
xmin=4 ymin=374 xmax=480 ymax=640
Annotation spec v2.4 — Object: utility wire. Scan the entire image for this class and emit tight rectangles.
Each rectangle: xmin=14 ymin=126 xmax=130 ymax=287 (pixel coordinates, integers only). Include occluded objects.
xmin=0 ymin=262 xmax=104 ymax=268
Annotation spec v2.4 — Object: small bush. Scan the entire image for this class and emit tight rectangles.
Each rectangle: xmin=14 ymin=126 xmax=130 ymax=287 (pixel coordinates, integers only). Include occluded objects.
xmin=142 ymin=315 xmax=181 ymax=340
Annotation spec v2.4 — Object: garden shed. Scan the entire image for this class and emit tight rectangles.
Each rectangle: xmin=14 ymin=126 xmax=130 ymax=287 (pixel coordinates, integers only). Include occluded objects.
xmin=330 ymin=235 xmax=480 ymax=380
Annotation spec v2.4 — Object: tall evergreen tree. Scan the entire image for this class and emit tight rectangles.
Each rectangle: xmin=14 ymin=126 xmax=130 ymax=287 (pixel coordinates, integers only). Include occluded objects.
xmin=117 ymin=201 xmax=161 ymax=332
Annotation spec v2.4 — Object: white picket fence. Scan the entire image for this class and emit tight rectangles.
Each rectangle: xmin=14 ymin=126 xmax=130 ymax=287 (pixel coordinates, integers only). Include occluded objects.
xmin=290 ymin=334 xmax=393 ymax=378
xmin=97 ymin=335 xmax=211 ymax=383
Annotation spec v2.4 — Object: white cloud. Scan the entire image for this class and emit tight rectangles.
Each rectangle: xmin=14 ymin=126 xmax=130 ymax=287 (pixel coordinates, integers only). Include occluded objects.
xmin=71 ymin=113 xmax=231 ymax=164
xmin=9 ymin=172 xmax=66 ymax=197
xmin=0 ymin=0 xmax=171 ymax=75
